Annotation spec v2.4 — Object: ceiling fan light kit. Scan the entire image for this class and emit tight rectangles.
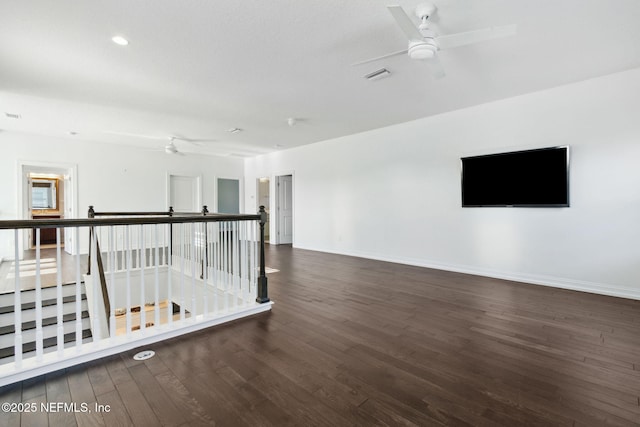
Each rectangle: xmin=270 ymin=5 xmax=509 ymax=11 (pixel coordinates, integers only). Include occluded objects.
xmin=408 ymin=40 xmax=437 ymax=60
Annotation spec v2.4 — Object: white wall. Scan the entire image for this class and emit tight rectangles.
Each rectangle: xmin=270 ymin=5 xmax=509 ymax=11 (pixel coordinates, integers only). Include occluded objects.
xmin=245 ymin=68 xmax=640 ymax=299
xmin=0 ymin=133 xmax=244 ymax=258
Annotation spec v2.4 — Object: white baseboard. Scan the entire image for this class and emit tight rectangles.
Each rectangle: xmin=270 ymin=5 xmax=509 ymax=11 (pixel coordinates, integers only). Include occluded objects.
xmin=294 ymin=244 xmax=640 ymax=301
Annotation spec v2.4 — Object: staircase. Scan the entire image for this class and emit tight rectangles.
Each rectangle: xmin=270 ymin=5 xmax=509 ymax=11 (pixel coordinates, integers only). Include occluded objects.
xmin=0 ymin=283 xmax=93 ymax=363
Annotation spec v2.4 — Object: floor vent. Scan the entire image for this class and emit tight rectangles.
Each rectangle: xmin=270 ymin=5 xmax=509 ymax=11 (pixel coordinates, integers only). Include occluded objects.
xmin=133 ymin=350 xmax=155 ymax=361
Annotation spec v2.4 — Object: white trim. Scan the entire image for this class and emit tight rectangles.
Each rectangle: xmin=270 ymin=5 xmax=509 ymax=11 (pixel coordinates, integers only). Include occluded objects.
xmin=294 ymin=245 xmax=640 ymax=301
xmin=0 ymin=302 xmax=273 ymax=387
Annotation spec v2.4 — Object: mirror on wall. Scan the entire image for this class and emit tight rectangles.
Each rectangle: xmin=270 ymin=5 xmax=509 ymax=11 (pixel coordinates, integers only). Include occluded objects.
xmin=31 ymin=179 xmax=58 ymax=210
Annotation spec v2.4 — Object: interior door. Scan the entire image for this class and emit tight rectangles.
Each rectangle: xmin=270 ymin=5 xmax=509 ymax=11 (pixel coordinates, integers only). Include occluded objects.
xmin=277 ymin=175 xmax=293 ymax=244
xmin=217 ymin=178 xmax=240 ymax=214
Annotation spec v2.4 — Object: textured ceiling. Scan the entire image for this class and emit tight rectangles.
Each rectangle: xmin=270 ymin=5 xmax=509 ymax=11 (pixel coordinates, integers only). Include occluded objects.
xmin=1 ymin=0 xmax=640 ymax=157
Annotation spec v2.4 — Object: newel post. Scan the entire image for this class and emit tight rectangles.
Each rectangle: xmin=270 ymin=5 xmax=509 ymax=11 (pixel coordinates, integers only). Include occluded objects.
xmin=256 ymin=205 xmax=270 ymax=303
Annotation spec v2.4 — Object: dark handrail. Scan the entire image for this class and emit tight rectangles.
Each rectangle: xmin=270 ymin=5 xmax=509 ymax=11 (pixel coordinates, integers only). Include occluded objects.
xmin=0 ymin=214 xmax=261 ymax=230
xmin=87 ymin=228 xmax=111 ymax=324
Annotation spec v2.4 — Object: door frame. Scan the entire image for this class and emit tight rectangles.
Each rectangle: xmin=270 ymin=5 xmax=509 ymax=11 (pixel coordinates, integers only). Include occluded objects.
xmin=17 ymin=161 xmax=79 ymax=256
xmin=273 ymin=171 xmax=294 ymax=245
xmin=166 ymin=172 xmax=202 ymax=212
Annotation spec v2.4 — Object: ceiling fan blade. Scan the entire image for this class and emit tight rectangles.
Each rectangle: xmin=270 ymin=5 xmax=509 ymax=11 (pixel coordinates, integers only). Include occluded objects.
xmin=171 ymin=135 xmax=218 ymax=146
xmin=428 ymin=55 xmax=446 ymax=79
xmin=103 ymin=130 xmax=165 ymax=140
xmin=387 ymin=5 xmax=423 ymax=41
xmin=352 ymin=48 xmax=408 ymax=66
xmin=170 ymin=136 xmax=202 ymax=147
xmin=437 ymin=24 xmax=517 ymax=50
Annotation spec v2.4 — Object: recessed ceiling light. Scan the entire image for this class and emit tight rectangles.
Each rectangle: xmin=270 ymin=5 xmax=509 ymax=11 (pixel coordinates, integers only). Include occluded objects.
xmin=227 ymin=128 xmax=242 ymax=134
xmin=112 ymin=36 xmax=129 ymax=46
xmin=68 ymin=131 xmax=78 ymax=136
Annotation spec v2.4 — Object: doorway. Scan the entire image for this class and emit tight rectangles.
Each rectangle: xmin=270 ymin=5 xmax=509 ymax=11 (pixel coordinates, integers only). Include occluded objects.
xmin=18 ymin=162 xmax=78 ymax=256
xmin=30 ymin=174 xmax=64 ymax=248
xmin=275 ymin=174 xmax=293 ymax=245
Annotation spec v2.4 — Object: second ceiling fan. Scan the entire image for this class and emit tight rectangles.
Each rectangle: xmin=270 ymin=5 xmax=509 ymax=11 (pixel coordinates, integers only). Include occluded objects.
xmin=354 ymin=3 xmax=517 ymax=78
xmin=103 ymin=131 xmax=217 ymax=155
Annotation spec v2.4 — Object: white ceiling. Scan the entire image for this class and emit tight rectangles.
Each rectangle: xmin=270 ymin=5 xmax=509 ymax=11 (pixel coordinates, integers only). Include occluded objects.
xmin=1 ymin=0 xmax=640 ymax=157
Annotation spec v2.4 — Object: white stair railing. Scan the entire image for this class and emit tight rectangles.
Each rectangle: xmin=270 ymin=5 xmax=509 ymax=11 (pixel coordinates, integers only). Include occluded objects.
xmin=0 ymin=206 xmax=271 ymax=387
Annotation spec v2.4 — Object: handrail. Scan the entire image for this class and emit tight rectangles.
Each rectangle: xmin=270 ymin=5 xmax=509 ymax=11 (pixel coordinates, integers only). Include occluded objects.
xmin=0 ymin=214 xmax=261 ymax=230
xmin=0 ymin=206 xmax=269 ymax=300
xmin=88 ymin=228 xmax=111 ymax=326
xmin=89 ymin=205 xmax=174 ymax=217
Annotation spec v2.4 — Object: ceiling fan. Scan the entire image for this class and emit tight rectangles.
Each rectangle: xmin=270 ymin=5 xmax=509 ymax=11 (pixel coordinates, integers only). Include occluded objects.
xmin=354 ymin=3 xmax=517 ymax=78
xmin=164 ymin=137 xmax=185 ymax=155
xmin=103 ymin=131 xmax=217 ymax=155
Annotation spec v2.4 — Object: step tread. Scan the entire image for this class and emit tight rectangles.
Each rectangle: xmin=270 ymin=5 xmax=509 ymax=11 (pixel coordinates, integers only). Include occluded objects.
xmin=0 ymin=281 xmax=84 ymax=296
xmin=0 ymin=311 xmax=90 ymax=336
xmin=0 ymin=329 xmax=93 ymax=359
xmin=0 ymin=293 xmax=87 ymax=315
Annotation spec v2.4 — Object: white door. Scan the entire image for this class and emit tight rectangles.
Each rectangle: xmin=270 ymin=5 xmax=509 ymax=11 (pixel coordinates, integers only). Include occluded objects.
xmin=169 ymin=175 xmax=201 ymax=212
xmin=276 ymin=175 xmax=293 ymax=244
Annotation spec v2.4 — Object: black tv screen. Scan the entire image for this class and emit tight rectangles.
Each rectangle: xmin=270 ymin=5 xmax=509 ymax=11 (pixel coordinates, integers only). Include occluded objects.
xmin=461 ymin=146 xmax=569 ymax=207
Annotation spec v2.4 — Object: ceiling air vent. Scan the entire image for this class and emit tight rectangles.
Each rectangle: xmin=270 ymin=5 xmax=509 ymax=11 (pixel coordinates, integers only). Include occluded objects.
xmin=364 ymin=68 xmax=391 ymax=81
xmin=4 ymin=112 xmax=22 ymax=119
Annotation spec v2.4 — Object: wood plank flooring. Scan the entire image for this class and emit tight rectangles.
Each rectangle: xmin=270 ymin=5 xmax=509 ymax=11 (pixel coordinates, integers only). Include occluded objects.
xmin=1 ymin=244 xmax=639 ymax=426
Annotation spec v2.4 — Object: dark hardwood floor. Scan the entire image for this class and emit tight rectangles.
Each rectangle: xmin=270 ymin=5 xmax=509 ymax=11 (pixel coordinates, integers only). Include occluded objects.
xmin=1 ymin=244 xmax=639 ymax=426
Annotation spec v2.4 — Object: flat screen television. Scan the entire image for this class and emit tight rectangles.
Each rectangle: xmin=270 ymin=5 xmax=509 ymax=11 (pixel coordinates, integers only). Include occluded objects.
xmin=461 ymin=146 xmax=569 ymax=207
